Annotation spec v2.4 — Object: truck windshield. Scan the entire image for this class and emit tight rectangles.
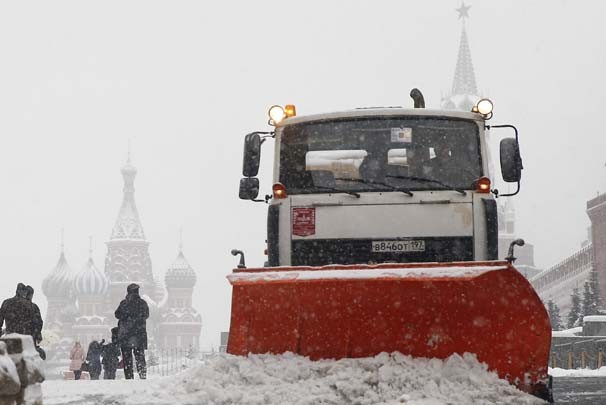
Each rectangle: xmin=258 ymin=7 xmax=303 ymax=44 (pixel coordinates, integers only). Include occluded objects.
xmin=279 ymin=117 xmax=482 ymax=195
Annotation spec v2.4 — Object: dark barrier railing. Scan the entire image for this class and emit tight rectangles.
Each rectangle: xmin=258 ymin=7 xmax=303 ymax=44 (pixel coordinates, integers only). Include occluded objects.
xmin=146 ymin=348 xmax=219 ymax=376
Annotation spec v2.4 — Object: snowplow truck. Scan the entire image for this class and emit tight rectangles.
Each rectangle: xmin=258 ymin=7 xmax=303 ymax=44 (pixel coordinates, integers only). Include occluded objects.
xmin=229 ymin=90 xmax=551 ymax=400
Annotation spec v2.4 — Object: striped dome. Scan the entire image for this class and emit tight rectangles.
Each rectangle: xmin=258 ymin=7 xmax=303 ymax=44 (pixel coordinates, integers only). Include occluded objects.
xmin=74 ymin=257 xmax=109 ymax=296
xmin=42 ymin=252 xmax=76 ymax=299
xmin=165 ymin=251 xmax=196 ymax=288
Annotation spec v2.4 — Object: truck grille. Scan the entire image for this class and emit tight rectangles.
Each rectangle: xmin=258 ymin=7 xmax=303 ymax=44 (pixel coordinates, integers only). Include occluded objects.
xmin=291 ymin=237 xmax=474 ymax=266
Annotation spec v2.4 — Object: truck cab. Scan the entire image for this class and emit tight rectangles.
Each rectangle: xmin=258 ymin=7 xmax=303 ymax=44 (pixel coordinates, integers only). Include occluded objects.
xmin=239 ymin=94 xmax=522 ymax=268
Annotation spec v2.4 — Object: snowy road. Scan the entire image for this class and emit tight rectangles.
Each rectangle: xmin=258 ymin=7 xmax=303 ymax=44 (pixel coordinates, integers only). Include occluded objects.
xmin=552 ymin=377 xmax=606 ymax=404
xmin=40 ymin=352 xmax=544 ymax=405
xmin=42 ymin=379 xmax=173 ymax=405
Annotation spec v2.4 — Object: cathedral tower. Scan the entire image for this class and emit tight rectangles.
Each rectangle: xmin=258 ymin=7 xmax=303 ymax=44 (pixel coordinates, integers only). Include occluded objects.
xmin=159 ymin=245 xmax=202 ymax=349
xmin=104 ymin=157 xmax=154 ymax=310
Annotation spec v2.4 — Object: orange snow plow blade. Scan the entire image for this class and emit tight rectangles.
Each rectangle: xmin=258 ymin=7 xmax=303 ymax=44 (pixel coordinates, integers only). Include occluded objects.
xmin=227 ymin=261 xmax=551 ymax=397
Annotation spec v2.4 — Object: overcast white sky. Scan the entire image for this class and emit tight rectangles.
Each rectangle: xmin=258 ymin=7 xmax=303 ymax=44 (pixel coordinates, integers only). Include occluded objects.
xmin=0 ymin=0 xmax=605 ymax=349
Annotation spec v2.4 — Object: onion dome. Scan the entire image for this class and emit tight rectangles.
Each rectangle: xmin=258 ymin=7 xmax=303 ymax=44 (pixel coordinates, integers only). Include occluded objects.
xmin=165 ymin=250 xmax=197 ymax=288
xmin=74 ymin=256 xmax=109 ymax=296
xmin=42 ymin=250 xmax=75 ymax=299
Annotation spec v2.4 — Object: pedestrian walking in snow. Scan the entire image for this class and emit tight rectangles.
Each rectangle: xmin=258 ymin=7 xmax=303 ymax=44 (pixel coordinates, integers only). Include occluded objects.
xmin=0 ymin=283 xmax=34 ymax=336
xmin=86 ymin=340 xmax=104 ymax=380
xmin=25 ymin=285 xmax=46 ymax=360
xmin=115 ymin=283 xmax=149 ymax=380
xmin=102 ymin=327 xmax=121 ymax=379
xmin=69 ymin=341 xmax=85 ymax=380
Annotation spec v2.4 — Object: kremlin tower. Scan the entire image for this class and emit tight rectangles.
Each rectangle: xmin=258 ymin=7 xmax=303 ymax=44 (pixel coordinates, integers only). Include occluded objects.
xmin=441 ymin=2 xmax=482 ymax=112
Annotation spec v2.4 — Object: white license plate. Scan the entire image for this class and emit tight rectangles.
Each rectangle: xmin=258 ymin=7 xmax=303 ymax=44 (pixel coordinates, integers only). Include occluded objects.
xmin=371 ymin=240 xmax=425 ymax=253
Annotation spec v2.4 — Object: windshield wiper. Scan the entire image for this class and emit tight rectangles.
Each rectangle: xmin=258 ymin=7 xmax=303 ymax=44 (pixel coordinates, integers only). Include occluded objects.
xmin=313 ymin=185 xmax=360 ymax=198
xmin=334 ymin=178 xmax=414 ymax=197
xmin=385 ymin=175 xmax=466 ymax=196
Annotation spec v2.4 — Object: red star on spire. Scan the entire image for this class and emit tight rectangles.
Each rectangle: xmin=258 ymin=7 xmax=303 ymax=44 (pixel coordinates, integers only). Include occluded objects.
xmin=456 ymin=2 xmax=471 ymax=20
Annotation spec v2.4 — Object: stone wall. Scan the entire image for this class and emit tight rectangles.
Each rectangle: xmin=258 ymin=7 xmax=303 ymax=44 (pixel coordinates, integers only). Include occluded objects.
xmin=531 ymin=245 xmax=593 ymax=319
xmin=587 ymin=193 xmax=606 ymax=303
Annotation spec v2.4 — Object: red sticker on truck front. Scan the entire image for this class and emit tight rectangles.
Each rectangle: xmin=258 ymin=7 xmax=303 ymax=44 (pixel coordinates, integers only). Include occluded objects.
xmin=292 ymin=207 xmax=316 ymax=237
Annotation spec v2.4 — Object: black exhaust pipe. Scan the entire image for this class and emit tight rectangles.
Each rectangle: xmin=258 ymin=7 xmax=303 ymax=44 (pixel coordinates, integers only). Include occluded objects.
xmin=410 ymin=88 xmax=425 ymax=108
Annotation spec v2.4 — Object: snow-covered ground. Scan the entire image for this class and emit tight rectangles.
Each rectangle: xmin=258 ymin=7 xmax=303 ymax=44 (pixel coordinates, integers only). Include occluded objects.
xmin=549 ymin=366 xmax=606 ymax=378
xmin=42 ymin=352 xmax=544 ymax=404
xmin=551 ymin=327 xmax=583 ymax=337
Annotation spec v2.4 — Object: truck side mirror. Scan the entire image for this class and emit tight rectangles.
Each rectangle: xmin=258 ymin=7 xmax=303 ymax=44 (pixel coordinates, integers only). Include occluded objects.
xmin=500 ymin=138 xmax=523 ymax=183
xmin=239 ymin=177 xmax=260 ymax=200
xmin=243 ymin=133 xmax=262 ymax=177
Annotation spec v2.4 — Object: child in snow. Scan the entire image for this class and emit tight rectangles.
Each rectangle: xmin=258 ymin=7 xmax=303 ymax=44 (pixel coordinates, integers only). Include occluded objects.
xmin=102 ymin=327 xmax=121 ymax=379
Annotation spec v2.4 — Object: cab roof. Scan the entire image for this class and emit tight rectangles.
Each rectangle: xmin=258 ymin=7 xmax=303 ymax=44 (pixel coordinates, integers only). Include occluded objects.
xmin=276 ymin=108 xmax=484 ymax=128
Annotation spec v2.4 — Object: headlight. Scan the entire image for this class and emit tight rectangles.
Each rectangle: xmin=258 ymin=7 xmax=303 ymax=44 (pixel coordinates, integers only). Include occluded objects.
xmin=475 ymin=98 xmax=494 ymax=116
xmin=268 ymin=105 xmax=286 ymax=125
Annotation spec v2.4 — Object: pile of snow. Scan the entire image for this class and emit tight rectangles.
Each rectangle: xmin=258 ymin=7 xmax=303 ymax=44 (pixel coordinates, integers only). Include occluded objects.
xmin=44 ymin=352 xmax=545 ymax=404
xmin=0 ymin=341 xmax=20 ymax=396
xmin=549 ymin=366 xmax=606 ymax=377
xmin=166 ymin=352 xmax=544 ymax=404
xmin=552 ymin=327 xmax=582 ymax=337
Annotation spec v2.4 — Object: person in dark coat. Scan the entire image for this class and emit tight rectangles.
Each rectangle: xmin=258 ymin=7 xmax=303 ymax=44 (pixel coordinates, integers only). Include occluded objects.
xmin=101 ymin=327 xmax=121 ymax=380
xmin=86 ymin=339 xmax=104 ymax=380
xmin=115 ymin=283 xmax=149 ymax=379
xmin=25 ymin=285 xmax=46 ymax=360
xmin=0 ymin=283 xmax=34 ymax=336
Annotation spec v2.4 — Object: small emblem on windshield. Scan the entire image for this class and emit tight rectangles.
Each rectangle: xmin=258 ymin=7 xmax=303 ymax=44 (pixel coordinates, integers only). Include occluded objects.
xmin=292 ymin=207 xmax=316 ymax=237
xmin=391 ymin=128 xmax=412 ymax=143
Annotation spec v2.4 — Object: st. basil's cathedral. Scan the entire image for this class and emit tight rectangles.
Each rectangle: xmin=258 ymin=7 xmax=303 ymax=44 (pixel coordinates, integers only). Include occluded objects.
xmin=41 ymin=158 xmax=202 ymax=357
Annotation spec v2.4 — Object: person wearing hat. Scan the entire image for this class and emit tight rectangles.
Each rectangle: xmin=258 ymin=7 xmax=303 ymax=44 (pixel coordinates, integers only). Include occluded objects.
xmin=114 ymin=283 xmax=149 ymax=379
xmin=0 ymin=283 xmax=34 ymax=336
